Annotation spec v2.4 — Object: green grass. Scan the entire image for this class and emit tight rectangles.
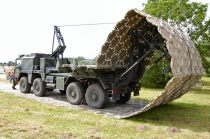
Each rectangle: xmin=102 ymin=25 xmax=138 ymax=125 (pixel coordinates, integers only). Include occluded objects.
xmin=0 ymin=78 xmax=210 ymax=138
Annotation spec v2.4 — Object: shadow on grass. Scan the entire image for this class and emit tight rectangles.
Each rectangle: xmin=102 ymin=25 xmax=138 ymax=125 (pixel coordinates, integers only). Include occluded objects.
xmin=129 ymin=102 xmax=210 ymax=132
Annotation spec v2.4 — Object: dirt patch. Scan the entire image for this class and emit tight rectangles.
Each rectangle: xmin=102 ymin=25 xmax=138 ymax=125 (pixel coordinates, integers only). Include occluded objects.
xmin=58 ymin=132 xmax=76 ymax=139
xmin=87 ymin=127 xmax=102 ymax=139
xmin=88 ymin=136 xmax=101 ymax=139
xmin=28 ymin=127 xmax=48 ymax=138
xmin=136 ymin=124 xmax=150 ymax=132
xmin=25 ymin=108 xmax=30 ymax=112
xmin=88 ymin=127 xmax=101 ymax=134
xmin=167 ymin=127 xmax=181 ymax=133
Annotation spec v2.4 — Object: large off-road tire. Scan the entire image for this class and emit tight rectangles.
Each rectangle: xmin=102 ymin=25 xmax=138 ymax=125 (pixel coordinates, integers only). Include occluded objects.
xmin=19 ymin=76 xmax=31 ymax=93
xmin=115 ymin=93 xmax=131 ymax=104
xmin=85 ymin=83 xmax=107 ymax=109
xmin=32 ymin=78 xmax=46 ymax=97
xmin=66 ymin=82 xmax=85 ymax=105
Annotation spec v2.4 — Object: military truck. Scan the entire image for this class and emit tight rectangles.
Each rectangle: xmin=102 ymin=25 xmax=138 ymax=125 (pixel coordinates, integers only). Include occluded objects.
xmin=13 ymin=9 xmax=203 ymax=119
xmin=14 ymin=26 xmax=144 ymax=109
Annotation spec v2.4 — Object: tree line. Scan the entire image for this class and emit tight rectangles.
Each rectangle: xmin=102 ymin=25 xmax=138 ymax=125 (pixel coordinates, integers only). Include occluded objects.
xmin=141 ymin=0 xmax=209 ymax=88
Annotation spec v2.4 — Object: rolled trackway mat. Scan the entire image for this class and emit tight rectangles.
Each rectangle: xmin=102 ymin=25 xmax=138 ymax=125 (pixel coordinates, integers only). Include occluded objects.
xmin=97 ymin=9 xmax=203 ymax=118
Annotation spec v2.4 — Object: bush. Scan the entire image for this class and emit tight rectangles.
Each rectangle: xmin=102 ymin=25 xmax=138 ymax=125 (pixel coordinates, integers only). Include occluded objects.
xmin=140 ymin=51 xmax=172 ymax=88
xmin=141 ymin=62 xmax=172 ymax=88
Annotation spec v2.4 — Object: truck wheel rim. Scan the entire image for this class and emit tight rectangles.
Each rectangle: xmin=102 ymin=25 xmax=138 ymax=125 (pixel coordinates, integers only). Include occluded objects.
xmin=34 ymin=82 xmax=40 ymax=92
xmin=35 ymin=86 xmax=39 ymax=91
xmin=91 ymin=92 xmax=97 ymax=101
xmin=70 ymin=91 xmax=76 ymax=97
xmin=21 ymin=82 xmax=26 ymax=90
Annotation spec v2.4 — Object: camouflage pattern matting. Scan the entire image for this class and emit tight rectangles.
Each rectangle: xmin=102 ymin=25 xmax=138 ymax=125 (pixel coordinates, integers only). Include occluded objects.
xmin=97 ymin=9 xmax=203 ymax=118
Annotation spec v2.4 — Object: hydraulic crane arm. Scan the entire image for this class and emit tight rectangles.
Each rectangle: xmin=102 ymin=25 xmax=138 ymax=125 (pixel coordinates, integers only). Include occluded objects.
xmin=50 ymin=26 xmax=66 ymax=59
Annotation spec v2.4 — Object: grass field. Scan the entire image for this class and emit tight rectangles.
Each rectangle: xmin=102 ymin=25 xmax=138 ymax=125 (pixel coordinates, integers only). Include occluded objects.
xmin=0 ymin=77 xmax=210 ymax=139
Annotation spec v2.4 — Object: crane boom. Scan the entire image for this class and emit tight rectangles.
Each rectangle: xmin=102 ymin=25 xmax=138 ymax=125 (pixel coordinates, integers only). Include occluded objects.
xmin=50 ymin=26 xmax=66 ymax=59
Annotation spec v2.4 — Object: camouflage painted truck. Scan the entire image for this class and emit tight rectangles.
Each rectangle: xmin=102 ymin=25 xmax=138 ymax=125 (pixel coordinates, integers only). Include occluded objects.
xmin=13 ymin=9 xmax=203 ymax=118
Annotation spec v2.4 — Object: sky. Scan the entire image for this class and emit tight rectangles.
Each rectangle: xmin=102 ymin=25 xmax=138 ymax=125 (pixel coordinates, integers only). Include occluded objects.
xmin=0 ymin=0 xmax=209 ymax=62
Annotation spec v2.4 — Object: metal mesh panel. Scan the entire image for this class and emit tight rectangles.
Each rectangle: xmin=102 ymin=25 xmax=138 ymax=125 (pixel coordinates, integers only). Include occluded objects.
xmin=97 ymin=9 xmax=203 ymax=118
